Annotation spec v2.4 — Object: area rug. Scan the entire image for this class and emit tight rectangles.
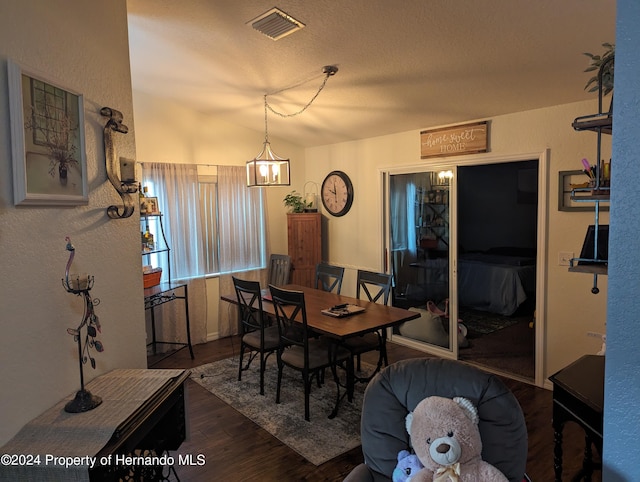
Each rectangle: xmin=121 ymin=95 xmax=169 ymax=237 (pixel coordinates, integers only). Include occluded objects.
xmin=459 ymin=308 xmax=530 ymax=336
xmin=190 ymin=356 xmax=368 ymax=466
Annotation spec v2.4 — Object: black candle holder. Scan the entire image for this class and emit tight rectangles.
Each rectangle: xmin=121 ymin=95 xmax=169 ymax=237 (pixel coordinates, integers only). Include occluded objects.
xmin=62 ymin=238 xmax=104 ymax=413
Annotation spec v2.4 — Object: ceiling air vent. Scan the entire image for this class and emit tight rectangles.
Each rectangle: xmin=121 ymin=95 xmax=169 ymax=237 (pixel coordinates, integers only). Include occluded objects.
xmin=248 ymin=7 xmax=305 ymax=41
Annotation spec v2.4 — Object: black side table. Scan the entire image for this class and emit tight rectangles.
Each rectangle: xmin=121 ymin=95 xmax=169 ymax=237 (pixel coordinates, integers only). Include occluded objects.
xmin=549 ymin=354 xmax=604 ymax=482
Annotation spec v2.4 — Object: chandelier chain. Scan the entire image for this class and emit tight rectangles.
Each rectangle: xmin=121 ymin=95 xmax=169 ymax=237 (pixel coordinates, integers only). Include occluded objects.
xmin=265 ymin=70 xmax=334 ymax=119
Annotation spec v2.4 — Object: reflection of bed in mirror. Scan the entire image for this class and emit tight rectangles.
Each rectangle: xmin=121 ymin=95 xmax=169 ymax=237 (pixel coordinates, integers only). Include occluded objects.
xmin=458 ymin=249 xmax=536 ymax=316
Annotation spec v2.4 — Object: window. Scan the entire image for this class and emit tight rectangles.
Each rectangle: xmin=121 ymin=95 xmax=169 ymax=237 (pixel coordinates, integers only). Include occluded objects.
xmin=198 ymin=173 xmax=220 ymax=274
xmin=142 ymin=163 xmax=267 ymax=280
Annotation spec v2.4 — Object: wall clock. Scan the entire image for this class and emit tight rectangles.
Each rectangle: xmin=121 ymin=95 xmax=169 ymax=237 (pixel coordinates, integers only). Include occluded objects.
xmin=321 ymin=170 xmax=354 ymax=217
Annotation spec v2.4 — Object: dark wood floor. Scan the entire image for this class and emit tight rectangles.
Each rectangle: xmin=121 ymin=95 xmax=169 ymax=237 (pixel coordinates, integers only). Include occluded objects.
xmin=151 ymin=338 xmax=601 ymax=482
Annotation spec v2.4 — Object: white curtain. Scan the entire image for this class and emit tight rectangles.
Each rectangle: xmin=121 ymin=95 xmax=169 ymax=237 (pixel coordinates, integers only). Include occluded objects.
xmin=141 ymin=162 xmax=208 ymax=349
xmin=390 ymin=175 xmax=417 ymax=255
xmin=217 ymin=165 xmax=269 ymax=337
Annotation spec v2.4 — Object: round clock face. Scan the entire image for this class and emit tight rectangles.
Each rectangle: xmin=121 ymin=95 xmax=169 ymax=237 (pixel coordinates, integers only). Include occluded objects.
xmin=321 ymin=170 xmax=354 ymax=217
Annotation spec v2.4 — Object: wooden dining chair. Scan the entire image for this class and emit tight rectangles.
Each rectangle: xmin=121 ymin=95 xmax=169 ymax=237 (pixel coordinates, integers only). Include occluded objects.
xmin=267 ymin=254 xmax=291 ymax=287
xmin=314 ymin=263 xmax=345 ymax=294
xmin=233 ymin=276 xmax=281 ymax=396
xmin=341 ymin=270 xmax=392 ymax=378
xmin=269 ymin=284 xmax=351 ymax=421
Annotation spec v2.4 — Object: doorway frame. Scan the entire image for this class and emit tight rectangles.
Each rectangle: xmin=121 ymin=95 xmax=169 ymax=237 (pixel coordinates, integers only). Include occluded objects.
xmin=381 ymin=149 xmax=548 ymax=387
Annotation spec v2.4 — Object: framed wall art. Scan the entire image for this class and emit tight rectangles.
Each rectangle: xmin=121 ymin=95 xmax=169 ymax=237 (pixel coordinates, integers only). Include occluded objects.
xmin=558 ymin=170 xmax=609 ymax=212
xmin=8 ymin=59 xmax=88 ymax=206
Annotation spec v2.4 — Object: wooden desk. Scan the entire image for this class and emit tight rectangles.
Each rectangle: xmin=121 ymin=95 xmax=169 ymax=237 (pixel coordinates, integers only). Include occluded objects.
xmin=549 ymin=355 xmax=604 ymax=482
xmin=0 ymin=369 xmax=189 ymax=481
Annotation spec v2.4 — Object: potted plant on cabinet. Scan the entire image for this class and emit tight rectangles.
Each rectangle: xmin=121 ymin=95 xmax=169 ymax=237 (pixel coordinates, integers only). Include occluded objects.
xmin=283 ymin=191 xmax=308 ymax=213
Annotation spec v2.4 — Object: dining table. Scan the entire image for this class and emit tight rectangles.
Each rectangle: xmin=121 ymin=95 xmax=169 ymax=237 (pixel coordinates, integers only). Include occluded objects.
xmin=221 ymin=283 xmax=421 ymax=415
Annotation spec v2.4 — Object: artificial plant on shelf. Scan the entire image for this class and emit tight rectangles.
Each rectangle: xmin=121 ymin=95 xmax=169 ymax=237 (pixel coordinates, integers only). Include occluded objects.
xmin=583 ymin=42 xmax=615 ymax=96
xmin=283 ymin=191 xmax=309 ymax=213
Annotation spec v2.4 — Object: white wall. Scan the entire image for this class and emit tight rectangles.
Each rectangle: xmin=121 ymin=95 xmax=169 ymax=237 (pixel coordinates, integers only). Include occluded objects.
xmin=0 ymin=0 xmax=146 ymax=445
xmin=305 ymin=100 xmax=611 ymax=379
xmin=132 ymin=90 xmax=306 ymax=339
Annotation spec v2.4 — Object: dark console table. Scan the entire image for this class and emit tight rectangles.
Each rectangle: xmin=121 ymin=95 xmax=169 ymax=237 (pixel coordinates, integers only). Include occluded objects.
xmin=549 ymin=355 xmax=604 ymax=482
xmin=0 ymin=369 xmax=190 ymax=481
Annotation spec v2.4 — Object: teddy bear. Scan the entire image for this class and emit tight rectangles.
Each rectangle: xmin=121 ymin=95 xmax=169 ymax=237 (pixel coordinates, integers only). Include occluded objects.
xmin=392 ymin=449 xmax=424 ymax=482
xmin=405 ymin=396 xmax=508 ymax=482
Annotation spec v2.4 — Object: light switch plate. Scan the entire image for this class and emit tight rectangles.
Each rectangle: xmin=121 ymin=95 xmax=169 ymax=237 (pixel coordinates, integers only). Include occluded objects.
xmin=558 ymin=251 xmax=574 ymax=266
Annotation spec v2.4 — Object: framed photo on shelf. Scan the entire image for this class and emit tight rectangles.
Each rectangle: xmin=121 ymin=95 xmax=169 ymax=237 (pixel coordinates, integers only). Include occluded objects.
xmin=8 ymin=59 xmax=88 ymax=206
xmin=140 ymin=197 xmax=160 ymax=215
xmin=558 ymin=170 xmax=609 ymax=212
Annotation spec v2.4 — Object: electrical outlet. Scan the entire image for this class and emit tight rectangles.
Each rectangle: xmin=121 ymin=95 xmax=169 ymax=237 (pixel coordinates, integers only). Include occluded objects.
xmin=558 ymin=251 xmax=574 ymax=266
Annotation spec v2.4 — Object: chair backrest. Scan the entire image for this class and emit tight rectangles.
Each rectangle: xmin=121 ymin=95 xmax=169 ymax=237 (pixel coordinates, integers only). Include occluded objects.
xmin=268 ymin=254 xmax=291 ymax=287
xmin=269 ymin=284 xmax=309 ymax=350
xmin=315 ymin=263 xmax=345 ymax=294
xmin=356 ymin=270 xmax=392 ymax=305
xmin=232 ymin=276 xmax=266 ymax=335
xmin=359 ymin=358 xmax=528 ymax=482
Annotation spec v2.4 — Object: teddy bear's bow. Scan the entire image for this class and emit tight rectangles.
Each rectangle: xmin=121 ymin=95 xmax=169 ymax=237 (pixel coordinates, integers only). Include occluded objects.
xmin=434 ymin=462 xmax=461 ymax=482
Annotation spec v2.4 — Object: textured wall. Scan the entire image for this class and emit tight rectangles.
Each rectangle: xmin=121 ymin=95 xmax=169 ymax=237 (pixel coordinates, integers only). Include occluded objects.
xmin=0 ymin=0 xmax=146 ymax=444
xmin=603 ymin=0 xmax=640 ymax=479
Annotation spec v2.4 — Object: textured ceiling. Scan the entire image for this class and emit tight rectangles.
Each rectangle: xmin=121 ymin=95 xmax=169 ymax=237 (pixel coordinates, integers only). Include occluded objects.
xmin=126 ymin=0 xmax=616 ymax=148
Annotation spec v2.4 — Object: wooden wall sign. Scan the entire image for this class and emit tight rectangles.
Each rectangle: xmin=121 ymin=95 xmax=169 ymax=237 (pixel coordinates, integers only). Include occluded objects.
xmin=420 ymin=121 xmax=488 ymax=159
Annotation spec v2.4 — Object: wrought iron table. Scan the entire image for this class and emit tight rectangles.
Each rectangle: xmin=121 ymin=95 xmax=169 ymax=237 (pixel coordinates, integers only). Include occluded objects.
xmin=145 ymin=282 xmax=195 ymax=364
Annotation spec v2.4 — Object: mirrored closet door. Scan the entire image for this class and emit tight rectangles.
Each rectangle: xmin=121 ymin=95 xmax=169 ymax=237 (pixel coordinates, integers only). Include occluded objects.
xmin=385 ymin=167 xmax=459 ymax=356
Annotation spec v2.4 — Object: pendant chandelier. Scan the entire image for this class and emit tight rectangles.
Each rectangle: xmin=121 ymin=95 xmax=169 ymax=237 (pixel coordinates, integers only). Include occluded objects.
xmin=247 ymin=65 xmax=338 ymax=187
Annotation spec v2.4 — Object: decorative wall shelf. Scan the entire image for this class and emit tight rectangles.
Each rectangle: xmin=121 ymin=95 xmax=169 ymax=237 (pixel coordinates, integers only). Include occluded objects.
xmin=568 ymin=56 xmax=613 ymax=293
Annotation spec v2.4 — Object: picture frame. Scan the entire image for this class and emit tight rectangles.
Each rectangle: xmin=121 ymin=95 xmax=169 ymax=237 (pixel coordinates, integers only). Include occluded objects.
xmin=140 ymin=197 xmax=160 ymax=215
xmin=8 ymin=59 xmax=88 ymax=206
xmin=558 ymin=170 xmax=609 ymax=212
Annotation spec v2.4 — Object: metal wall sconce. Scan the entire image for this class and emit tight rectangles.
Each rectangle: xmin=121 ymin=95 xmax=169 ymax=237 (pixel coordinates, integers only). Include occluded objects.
xmin=101 ymin=107 xmax=137 ymax=218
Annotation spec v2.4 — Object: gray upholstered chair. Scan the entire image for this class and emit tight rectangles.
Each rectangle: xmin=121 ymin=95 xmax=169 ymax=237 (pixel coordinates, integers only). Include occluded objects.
xmin=233 ymin=276 xmax=280 ymax=396
xmin=269 ymin=284 xmax=352 ymax=421
xmin=343 ymin=358 xmax=528 ymax=482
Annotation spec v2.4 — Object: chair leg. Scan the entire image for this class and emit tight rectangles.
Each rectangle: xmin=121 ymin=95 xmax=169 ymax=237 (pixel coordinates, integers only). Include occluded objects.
xmin=381 ymin=332 xmax=388 ymax=366
xmin=259 ymin=352 xmax=265 ymax=396
xmin=346 ymin=356 xmax=354 ymax=402
xmin=303 ymin=370 xmax=311 ymax=422
xmin=356 ymin=354 xmax=362 ymax=372
xmin=276 ymin=358 xmax=283 ymax=404
xmin=238 ymin=343 xmax=246 ymax=381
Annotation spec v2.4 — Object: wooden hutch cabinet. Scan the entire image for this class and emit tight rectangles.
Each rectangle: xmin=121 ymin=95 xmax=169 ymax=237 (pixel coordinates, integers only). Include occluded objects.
xmin=287 ymin=213 xmax=322 ymax=287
